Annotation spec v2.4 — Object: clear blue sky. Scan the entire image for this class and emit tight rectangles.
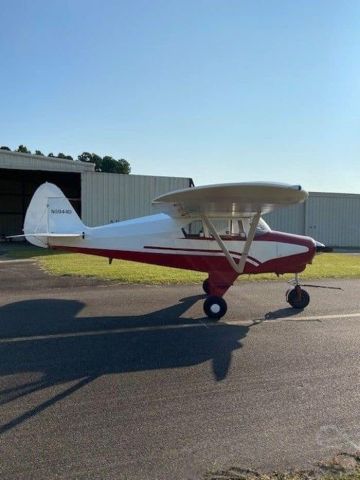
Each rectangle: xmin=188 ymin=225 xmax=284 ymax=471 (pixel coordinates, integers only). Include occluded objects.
xmin=0 ymin=0 xmax=359 ymax=192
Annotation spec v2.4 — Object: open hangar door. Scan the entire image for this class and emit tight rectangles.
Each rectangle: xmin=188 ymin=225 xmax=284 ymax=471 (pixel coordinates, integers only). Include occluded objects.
xmin=0 ymin=169 xmax=81 ymax=238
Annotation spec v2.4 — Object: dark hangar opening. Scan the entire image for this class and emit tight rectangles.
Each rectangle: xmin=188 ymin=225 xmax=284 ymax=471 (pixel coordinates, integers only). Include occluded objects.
xmin=0 ymin=169 xmax=81 ymax=238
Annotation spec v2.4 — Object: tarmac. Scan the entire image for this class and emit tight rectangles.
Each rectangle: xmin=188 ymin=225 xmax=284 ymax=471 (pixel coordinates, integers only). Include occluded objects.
xmin=1 ymin=259 xmax=360 ymax=479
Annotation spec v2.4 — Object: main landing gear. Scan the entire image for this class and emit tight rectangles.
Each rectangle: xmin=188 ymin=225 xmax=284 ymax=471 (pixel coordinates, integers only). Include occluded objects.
xmin=202 ymin=278 xmax=229 ymax=320
xmin=202 ymin=279 xmax=210 ymax=295
xmin=203 ymin=277 xmax=233 ymax=320
xmin=203 ymin=296 xmax=227 ymax=319
xmin=286 ymin=274 xmax=310 ymax=309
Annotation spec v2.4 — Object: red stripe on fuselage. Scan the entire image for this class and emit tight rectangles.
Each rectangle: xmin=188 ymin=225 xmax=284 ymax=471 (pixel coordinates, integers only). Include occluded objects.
xmin=53 ymin=240 xmax=314 ymax=275
xmin=143 ymin=245 xmax=260 ymax=265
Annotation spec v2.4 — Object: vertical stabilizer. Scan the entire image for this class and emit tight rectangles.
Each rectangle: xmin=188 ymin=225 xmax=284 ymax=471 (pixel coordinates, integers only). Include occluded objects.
xmin=24 ymin=183 xmax=85 ymax=247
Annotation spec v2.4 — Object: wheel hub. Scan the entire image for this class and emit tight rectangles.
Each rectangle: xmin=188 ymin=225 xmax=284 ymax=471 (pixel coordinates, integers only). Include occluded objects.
xmin=210 ymin=304 xmax=221 ymax=314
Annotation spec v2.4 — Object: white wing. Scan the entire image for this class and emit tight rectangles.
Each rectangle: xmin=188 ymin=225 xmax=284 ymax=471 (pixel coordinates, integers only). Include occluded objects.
xmin=153 ymin=182 xmax=308 ymax=218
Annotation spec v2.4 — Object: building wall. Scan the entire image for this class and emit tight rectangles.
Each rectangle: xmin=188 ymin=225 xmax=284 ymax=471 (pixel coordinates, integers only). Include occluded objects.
xmin=82 ymin=172 xmax=192 ymax=226
xmin=265 ymin=202 xmax=305 ymax=236
xmin=265 ymin=192 xmax=360 ymax=248
xmin=305 ymin=193 xmax=360 ymax=247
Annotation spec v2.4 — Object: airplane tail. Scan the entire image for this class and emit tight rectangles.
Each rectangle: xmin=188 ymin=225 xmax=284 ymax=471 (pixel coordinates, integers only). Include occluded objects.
xmin=23 ymin=182 xmax=85 ymax=248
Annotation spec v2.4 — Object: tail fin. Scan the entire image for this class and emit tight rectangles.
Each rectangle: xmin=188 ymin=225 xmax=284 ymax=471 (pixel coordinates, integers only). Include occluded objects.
xmin=24 ymin=183 xmax=85 ymax=248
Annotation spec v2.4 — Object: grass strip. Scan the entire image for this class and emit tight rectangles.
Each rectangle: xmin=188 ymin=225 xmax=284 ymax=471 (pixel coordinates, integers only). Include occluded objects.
xmin=2 ymin=244 xmax=360 ymax=285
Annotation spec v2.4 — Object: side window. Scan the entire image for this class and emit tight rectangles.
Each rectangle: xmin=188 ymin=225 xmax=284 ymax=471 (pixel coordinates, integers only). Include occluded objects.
xmin=182 ymin=220 xmax=205 ymax=238
xmin=218 ymin=219 xmax=247 ymax=239
xmin=232 ymin=220 xmax=247 ymax=239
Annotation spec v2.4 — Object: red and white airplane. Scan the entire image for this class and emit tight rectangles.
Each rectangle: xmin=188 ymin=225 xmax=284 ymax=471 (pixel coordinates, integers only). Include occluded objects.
xmin=20 ymin=182 xmax=325 ymax=319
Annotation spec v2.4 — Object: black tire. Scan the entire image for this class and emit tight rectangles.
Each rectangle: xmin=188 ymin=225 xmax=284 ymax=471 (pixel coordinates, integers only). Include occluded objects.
xmin=203 ymin=278 xmax=210 ymax=295
xmin=287 ymin=288 xmax=310 ymax=309
xmin=203 ymin=296 xmax=227 ymax=320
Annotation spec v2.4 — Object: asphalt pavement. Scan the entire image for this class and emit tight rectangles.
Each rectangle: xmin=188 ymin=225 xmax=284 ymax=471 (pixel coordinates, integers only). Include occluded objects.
xmin=1 ymin=260 xmax=360 ymax=479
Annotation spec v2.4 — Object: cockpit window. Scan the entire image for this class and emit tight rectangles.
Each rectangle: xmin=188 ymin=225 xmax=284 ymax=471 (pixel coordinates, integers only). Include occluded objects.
xmin=182 ymin=220 xmax=205 ymax=238
xmin=181 ymin=217 xmax=270 ymax=239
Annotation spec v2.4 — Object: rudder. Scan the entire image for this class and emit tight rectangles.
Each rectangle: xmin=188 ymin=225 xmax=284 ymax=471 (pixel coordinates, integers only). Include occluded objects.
xmin=24 ymin=183 xmax=85 ymax=247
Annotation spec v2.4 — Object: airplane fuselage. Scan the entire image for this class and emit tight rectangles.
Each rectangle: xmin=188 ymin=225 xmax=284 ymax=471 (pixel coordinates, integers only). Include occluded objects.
xmin=49 ymin=213 xmax=317 ymax=278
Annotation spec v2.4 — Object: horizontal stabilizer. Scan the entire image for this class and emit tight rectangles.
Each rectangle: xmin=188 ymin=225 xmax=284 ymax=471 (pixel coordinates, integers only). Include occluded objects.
xmin=7 ymin=233 xmax=83 ymax=239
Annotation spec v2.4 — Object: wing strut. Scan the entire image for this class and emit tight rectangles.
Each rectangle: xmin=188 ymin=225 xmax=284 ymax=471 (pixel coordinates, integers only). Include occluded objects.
xmin=202 ymin=212 xmax=261 ymax=274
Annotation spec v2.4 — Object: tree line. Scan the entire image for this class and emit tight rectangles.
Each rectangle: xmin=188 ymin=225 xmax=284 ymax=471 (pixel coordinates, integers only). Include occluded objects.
xmin=0 ymin=145 xmax=131 ymax=174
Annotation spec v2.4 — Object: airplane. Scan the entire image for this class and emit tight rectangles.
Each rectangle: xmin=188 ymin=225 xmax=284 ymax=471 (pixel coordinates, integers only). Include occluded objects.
xmin=15 ymin=181 xmax=326 ymax=320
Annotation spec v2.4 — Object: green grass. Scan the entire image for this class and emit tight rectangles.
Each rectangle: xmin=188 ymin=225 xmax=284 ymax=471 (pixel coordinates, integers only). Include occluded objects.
xmin=0 ymin=243 xmax=58 ymax=259
xmin=2 ymin=243 xmax=360 ymax=284
xmin=241 ymin=252 xmax=360 ymax=282
xmin=40 ymin=251 xmax=207 ymax=284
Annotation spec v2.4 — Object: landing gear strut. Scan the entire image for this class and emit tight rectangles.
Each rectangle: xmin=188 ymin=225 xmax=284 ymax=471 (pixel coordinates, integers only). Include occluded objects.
xmin=202 ymin=278 xmax=210 ymax=295
xmin=286 ymin=274 xmax=310 ymax=309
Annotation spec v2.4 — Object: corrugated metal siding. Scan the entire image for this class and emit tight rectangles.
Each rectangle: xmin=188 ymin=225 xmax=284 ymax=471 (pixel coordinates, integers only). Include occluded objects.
xmin=264 ymin=203 xmax=305 ymax=235
xmin=306 ymin=193 xmax=360 ymax=247
xmin=264 ymin=192 xmax=360 ymax=247
xmin=0 ymin=150 xmax=94 ymax=173
xmin=82 ymin=172 xmax=191 ymax=226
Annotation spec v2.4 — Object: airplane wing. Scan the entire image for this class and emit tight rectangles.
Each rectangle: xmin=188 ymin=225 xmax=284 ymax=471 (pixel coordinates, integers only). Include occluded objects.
xmin=152 ymin=182 xmax=308 ymax=218
xmin=153 ymin=182 xmax=308 ymax=275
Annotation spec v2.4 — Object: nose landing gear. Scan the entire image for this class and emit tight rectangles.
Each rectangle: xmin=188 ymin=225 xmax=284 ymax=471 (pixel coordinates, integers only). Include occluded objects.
xmin=286 ymin=274 xmax=310 ymax=309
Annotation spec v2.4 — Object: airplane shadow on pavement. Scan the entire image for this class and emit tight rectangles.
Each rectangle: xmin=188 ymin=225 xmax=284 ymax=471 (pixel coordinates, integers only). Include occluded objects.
xmin=0 ymin=295 xmax=250 ymax=435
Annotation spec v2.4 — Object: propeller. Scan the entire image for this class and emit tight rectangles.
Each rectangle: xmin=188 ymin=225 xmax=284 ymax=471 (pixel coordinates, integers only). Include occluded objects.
xmin=315 ymin=241 xmax=333 ymax=253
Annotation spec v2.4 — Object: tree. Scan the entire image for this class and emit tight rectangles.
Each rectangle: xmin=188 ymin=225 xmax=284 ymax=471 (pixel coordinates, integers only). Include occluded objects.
xmin=35 ymin=150 xmax=44 ymax=156
xmin=78 ymin=152 xmax=103 ymax=171
xmin=78 ymin=151 xmax=131 ymax=174
xmin=48 ymin=152 xmax=54 ymax=157
xmin=16 ymin=145 xmax=31 ymax=154
xmin=57 ymin=153 xmax=74 ymax=160
xmin=0 ymin=146 xmax=11 ymax=151
xmin=116 ymin=158 xmax=131 ymax=174
xmin=77 ymin=152 xmax=92 ymax=163
xmin=101 ymin=156 xmax=117 ymax=173
xmin=101 ymin=156 xmax=131 ymax=174
xmin=91 ymin=154 xmax=103 ymax=171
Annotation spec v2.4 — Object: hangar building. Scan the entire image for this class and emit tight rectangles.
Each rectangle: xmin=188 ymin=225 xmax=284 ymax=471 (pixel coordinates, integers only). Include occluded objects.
xmin=1 ymin=149 xmax=359 ymax=248
xmin=265 ymin=191 xmax=360 ymax=249
xmin=0 ymin=149 xmax=192 ymax=238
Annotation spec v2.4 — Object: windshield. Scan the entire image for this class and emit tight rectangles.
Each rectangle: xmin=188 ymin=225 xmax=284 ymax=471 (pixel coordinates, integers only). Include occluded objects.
xmin=256 ymin=217 xmax=271 ymax=235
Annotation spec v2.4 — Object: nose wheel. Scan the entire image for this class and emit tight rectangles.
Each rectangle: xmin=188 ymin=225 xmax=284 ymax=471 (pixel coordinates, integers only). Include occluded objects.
xmin=286 ymin=274 xmax=310 ymax=309
xmin=203 ymin=296 xmax=227 ymax=320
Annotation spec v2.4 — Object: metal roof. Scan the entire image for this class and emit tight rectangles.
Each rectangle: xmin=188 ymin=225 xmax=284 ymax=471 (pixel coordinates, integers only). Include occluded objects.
xmin=0 ymin=150 xmax=94 ymax=173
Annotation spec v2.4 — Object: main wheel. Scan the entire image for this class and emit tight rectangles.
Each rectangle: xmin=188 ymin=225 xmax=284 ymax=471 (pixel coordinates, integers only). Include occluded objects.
xmin=287 ymin=287 xmax=310 ymax=309
xmin=202 ymin=278 xmax=210 ymax=295
xmin=203 ymin=296 xmax=227 ymax=320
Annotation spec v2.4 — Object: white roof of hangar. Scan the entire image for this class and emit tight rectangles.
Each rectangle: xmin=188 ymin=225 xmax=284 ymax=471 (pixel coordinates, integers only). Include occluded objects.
xmin=0 ymin=149 xmax=95 ymax=173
